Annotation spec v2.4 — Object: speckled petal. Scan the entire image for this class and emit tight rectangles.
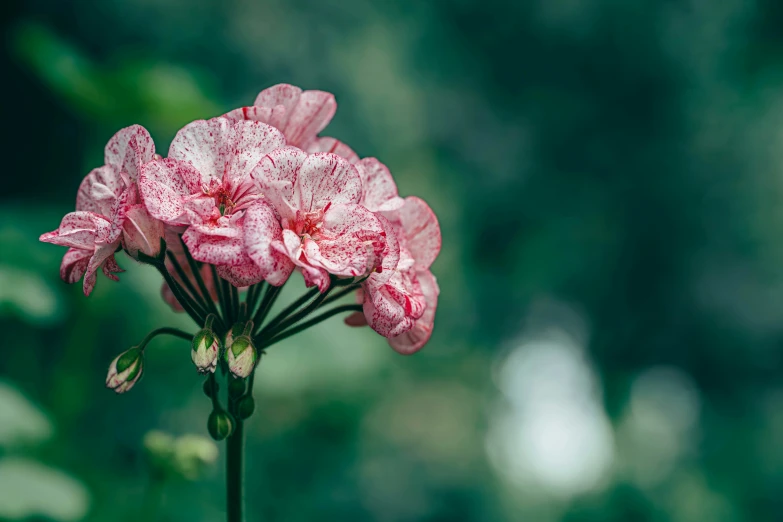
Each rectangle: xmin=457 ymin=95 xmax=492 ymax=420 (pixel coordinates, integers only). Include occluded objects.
xmin=307 ymin=137 xmax=359 ymax=163
xmin=76 ymin=166 xmax=123 ymax=216
xmin=356 ymin=158 xmax=404 ymax=212
xmin=168 ymin=118 xmax=231 ymax=186
xmin=394 ymin=196 xmax=441 ymax=271
xmin=295 ymin=153 xmax=361 ymax=211
xmin=222 ymin=120 xmax=286 ymax=207
xmin=253 ymin=83 xmax=303 ymax=130
xmin=217 ymin=258 xmax=266 ymax=287
xmin=104 ymin=125 xmax=155 ymax=181
xmin=60 ymin=248 xmax=91 ymax=284
xmin=283 ymin=90 xmax=336 ymax=148
xmin=139 ymin=158 xmax=204 ymax=225
xmin=182 ymin=227 xmax=245 ymax=266
xmin=251 ymin=146 xmax=308 ymax=220
xmin=304 ymin=204 xmax=386 ymax=277
xmin=244 ymin=201 xmax=295 ymax=286
xmin=39 ymin=211 xmax=105 ymax=250
xmin=388 ymin=270 xmax=439 ymax=354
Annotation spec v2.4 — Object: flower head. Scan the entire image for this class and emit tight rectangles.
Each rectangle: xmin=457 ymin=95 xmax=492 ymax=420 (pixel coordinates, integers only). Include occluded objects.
xmin=245 ymin=148 xmax=393 ymax=292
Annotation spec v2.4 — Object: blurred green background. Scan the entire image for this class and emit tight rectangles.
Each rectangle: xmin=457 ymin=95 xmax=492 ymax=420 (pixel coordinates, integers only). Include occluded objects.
xmin=3 ymin=0 xmax=783 ymax=520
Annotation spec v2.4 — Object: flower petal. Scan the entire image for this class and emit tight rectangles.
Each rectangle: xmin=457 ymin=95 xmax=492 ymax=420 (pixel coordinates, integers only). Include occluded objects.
xmin=217 ymin=259 xmax=265 ymax=287
xmin=104 ymin=125 xmax=155 ymax=181
xmin=295 ymin=153 xmax=361 ymax=211
xmin=222 ymin=120 xmax=286 ymax=208
xmin=244 ymin=201 xmax=295 ymax=286
xmin=182 ymin=227 xmax=245 ymax=266
xmin=60 ymin=248 xmax=91 ymax=284
xmin=282 ymin=90 xmax=336 ymax=148
xmin=76 ymin=166 xmax=123 ymax=216
xmin=394 ymin=196 xmax=441 ymax=271
xmin=139 ymin=158 xmax=204 ymax=224
xmin=122 ymin=205 xmax=165 ymax=257
xmin=40 ymin=211 xmax=106 ymax=250
xmin=169 ymin=118 xmax=231 ymax=186
xmin=388 ymin=270 xmax=439 ymax=354
xmin=304 ymin=204 xmax=386 ymax=277
xmin=308 ymin=137 xmax=359 ymax=163
xmin=251 ymin=146 xmax=308 ymax=220
xmin=356 ymin=158 xmax=404 ymax=212
xmin=253 ymin=83 xmax=303 ymax=130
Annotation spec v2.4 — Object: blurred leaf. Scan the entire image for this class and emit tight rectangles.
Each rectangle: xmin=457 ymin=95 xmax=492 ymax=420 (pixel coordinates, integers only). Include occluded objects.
xmin=0 ymin=380 xmax=53 ymax=448
xmin=0 ymin=457 xmax=90 ymax=521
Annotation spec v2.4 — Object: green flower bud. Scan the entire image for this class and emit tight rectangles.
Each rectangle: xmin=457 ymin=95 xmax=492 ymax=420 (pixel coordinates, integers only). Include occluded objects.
xmin=203 ymin=377 xmax=219 ymax=398
xmin=191 ymin=330 xmax=220 ymax=374
xmin=228 ymin=376 xmax=246 ymax=398
xmin=236 ymin=396 xmax=255 ymax=420
xmin=226 ymin=336 xmax=257 ymax=379
xmin=223 ymin=323 xmax=244 ymax=352
xmin=207 ymin=409 xmax=234 ymax=441
xmin=106 ymin=347 xmax=144 ymax=393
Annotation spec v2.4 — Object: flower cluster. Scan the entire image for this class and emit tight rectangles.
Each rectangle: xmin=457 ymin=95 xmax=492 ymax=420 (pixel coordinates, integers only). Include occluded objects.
xmin=41 ymin=84 xmax=441 ymax=396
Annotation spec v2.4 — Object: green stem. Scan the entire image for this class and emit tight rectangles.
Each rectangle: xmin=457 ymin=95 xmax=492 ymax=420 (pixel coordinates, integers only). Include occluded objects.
xmin=260 ymin=304 xmax=362 ymax=349
xmin=180 ymin=236 xmax=221 ymax=319
xmin=138 ymin=327 xmax=193 ymax=351
xmin=226 ymin=418 xmax=245 ymax=522
xmin=260 ymin=287 xmax=331 ymax=339
xmin=252 ymin=284 xmax=283 ymax=330
xmin=231 ymin=285 xmax=240 ymax=323
xmin=260 ymin=287 xmax=319 ymax=335
xmin=155 ymin=264 xmax=205 ymax=326
xmin=211 ymin=265 xmax=229 ymax=323
xmin=165 ymin=253 xmax=211 ymax=320
xmin=320 ymin=284 xmax=360 ymax=306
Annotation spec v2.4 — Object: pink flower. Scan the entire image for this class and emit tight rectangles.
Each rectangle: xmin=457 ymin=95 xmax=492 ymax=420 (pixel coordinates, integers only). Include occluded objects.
xmin=223 ymin=83 xmax=358 ymax=162
xmin=138 ymin=117 xmax=286 ymax=286
xmin=40 ymin=125 xmax=156 ymax=295
xmin=348 ymin=197 xmax=441 ymax=354
xmin=244 ymin=147 xmax=392 ymax=292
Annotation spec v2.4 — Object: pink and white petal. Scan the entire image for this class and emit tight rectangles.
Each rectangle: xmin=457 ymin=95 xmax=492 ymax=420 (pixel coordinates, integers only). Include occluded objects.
xmin=356 ymin=158 xmax=404 ymax=212
xmin=344 ymin=311 xmax=368 ymax=327
xmin=107 ymin=184 xmax=139 ymax=243
xmin=372 ymin=214 xmax=401 ymax=286
xmin=60 ymin=248 xmax=91 ymax=284
xmin=388 ymin=270 xmax=438 ymax=354
xmin=244 ymin=202 xmax=295 ymax=286
xmin=223 ymin=120 xmax=286 ymax=202
xmin=104 ymin=125 xmax=155 ymax=181
xmin=362 ymin=284 xmax=413 ymax=338
xmin=82 ymin=242 xmax=120 ymax=296
xmin=122 ymin=205 xmax=165 ymax=257
xmin=39 ymin=211 xmax=105 ymax=250
xmin=76 ymin=166 xmax=123 ymax=215
xmin=396 ymin=196 xmax=442 ymax=271
xmin=251 ymin=146 xmax=308 ymax=220
xmin=307 ymin=204 xmax=386 ymax=276
xmin=307 ymin=137 xmax=359 ymax=163
xmin=168 ymin=118 xmax=231 ymax=186
xmin=139 ymin=158 xmax=204 ymax=224
xmin=102 ymin=256 xmax=125 ymax=282
xmin=299 ymin=265 xmax=331 ymax=293
xmin=282 ymin=90 xmax=336 ymax=149
xmin=295 ymin=154 xmax=361 ymax=211
xmin=182 ymin=228 xmax=245 ymax=266
xmin=253 ymin=84 xmax=303 ymax=130
xmin=217 ymin=258 xmax=266 ymax=287
xmin=224 ymin=105 xmax=285 ymax=129
xmin=83 ymin=269 xmax=98 ymax=296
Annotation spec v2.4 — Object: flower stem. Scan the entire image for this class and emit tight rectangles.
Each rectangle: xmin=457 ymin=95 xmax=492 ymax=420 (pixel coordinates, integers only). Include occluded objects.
xmin=180 ymin=236 xmax=221 ymax=319
xmin=260 ymin=304 xmax=362 ymax=349
xmin=226 ymin=417 xmax=245 ymax=522
xmin=155 ymin=264 xmax=205 ymax=326
xmin=138 ymin=327 xmax=193 ymax=351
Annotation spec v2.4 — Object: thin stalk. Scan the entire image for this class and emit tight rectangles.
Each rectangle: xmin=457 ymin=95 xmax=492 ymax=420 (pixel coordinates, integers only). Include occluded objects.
xmin=226 ymin=419 xmax=245 ymax=522
xmin=222 ymin=279 xmax=234 ymax=324
xmin=165 ymin=253 xmax=210 ymax=320
xmin=320 ymin=284 xmax=360 ymax=306
xmin=211 ymin=265 xmax=229 ymax=322
xmin=252 ymin=284 xmax=283 ymax=331
xmin=260 ymin=304 xmax=362 ymax=349
xmin=155 ymin=264 xmax=205 ymax=326
xmin=138 ymin=327 xmax=193 ymax=351
xmin=180 ymin=236 xmax=221 ymax=318
xmin=260 ymin=287 xmax=319 ymax=334
xmin=260 ymin=288 xmax=331 ymax=339
xmin=231 ymin=285 xmax=240 ymax=323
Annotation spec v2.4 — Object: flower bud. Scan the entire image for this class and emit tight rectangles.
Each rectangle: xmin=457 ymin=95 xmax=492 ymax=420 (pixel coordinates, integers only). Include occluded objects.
xmin=122 ymin=206 xmax=165 ymax=258
xmin=226 ymin=336 xmax=257 ymax=379
xmin=228 ymin=376 xmax=246 ymax=398
xmin=207 ymin=409 xmax=234 ymax=441
xmin=223 ymin=323 xmax=244 ymax=352
xmin=236 ymin=396 xmax=255 ymax=420
xmin=106 ymin=347 xmax=144 ymax=393
xmin=191 ymin=329 xmax=220 ymax=374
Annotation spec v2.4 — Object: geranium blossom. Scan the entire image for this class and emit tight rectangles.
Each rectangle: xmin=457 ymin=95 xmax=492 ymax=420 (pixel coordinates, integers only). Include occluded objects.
xmin=245 ymin=147 xmax=391 ymax=292
xmin=223 ymin=83 xmax=358 ymax=162
xmin=40 ymin=125 xmax=158 ymax=295
xmin=139 ymin=117 xmax=286 ymax=286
